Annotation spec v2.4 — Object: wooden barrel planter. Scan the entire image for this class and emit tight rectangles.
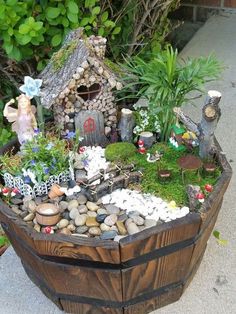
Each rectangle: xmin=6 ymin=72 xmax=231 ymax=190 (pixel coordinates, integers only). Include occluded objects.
xmin=0 ymin=139 xmax=232 ymax=314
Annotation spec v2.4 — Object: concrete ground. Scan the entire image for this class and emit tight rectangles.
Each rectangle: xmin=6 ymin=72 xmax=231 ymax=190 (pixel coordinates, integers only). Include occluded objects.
xmin=1 ymin=13 xmax=236 ymax=314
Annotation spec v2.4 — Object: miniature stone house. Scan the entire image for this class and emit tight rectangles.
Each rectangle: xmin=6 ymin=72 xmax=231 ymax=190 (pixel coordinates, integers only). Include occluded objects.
xmin=39 ymin=28 xmax=122 ymax=145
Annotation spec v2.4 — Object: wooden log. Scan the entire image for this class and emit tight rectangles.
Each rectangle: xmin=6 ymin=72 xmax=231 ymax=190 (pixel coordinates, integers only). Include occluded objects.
xmin=139 ymin=131 xmax=155 ymax=148
xmin=118 ymin=108 xmax=135 ymax=142
xmin=173 ymin=90 xmax=222 ymax=159
xmin=199 ymin=90 xmax=221 ymax=159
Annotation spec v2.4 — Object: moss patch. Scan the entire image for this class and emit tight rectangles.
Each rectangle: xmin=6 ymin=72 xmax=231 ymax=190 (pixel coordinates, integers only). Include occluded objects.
xmin=126 ymin=143 xmax=221 ymax=206
xmin=51 ymin=40 xmax=78 ymax=71
xmin=105 ymin=142 xmax=136 ymax=162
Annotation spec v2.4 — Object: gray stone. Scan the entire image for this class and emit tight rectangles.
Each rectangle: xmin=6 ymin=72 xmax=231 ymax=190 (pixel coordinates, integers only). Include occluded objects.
xmin=128 ymin=211 xmax=141 ymax=218
xmin=132 ymin=216 xmax=145 ymax=226
xmin=125 ymin=218 xmax=133 ymax=228
xmin=97 ymin=208 xmax=107 ymax=215
xmin=144 ymin=219 xmax=157 ymax=228
xmin=127 ymin=222 xmax=140 ymax=235
xmin=75 ymin=170 xmax=87 ymax=183
xmin=59 ymin=201 xmax=68 ymax=212
xmin=57 ymin=219 xmax=69 ymax=229
xmin=78 ymin=205 xmax=88 ymax=214
xmin=104 ymin=214 xmax=117 ymax=226
xmin=105 ymin=204 xmax=120 ymax=215
xmin=75 ymin=226 xmax=88 ymax=234
xmin=89 ymin=227 xmax=101 ymax=236
xmin=77 ymin=194 xmax=87 ymax=205
xmin=62 ymin=211 xmax=70 ymax=220
xmin=68 ymin=200 xmax=79 ymax=211
xmin=100 ymin=230 xmax=117 ymax=240
xmin=96 ymin=214 xmax=107 ymax=223
xmin=11 ymin=198 xmax=23 ymax=205
xmin=75 ymin=215 xmax=87 ymax=226
xmin=69 ymin=208 xmax=80 ymax=220
xmin=100 ymin=223 xmax=110 ymax=232
xmin=118 ymin=213 xmax=128 ymax=222
xmin=87 ymin=211 xmax=97 ymax=217
xmin=23 ymin=213 xmax=34 ymax=222
xmin=11 ymin=206 xmax=21 ymax=215
xmin=86 ymin=201 xmax=99 ymax=211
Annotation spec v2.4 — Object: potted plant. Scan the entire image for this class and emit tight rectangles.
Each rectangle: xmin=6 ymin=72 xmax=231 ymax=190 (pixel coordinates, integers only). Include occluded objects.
xmin=120 ymin=45 xmax=222 ymax=141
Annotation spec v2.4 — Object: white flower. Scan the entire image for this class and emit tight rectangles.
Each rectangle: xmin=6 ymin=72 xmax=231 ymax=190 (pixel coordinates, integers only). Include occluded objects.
xmin=19 ymin=76 xmax=42 ymax=99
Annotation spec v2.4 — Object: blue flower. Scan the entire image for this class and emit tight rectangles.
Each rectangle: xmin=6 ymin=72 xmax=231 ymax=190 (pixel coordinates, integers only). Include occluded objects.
xmin=19 ymin=76 xmax=42 ymax=99
xmin=32 ymin=147 xmax=39 ymax=153
xmin=44 ymin=167 xmax=50 ymax=174
xmin=64 ymin=131 xmax=76 ymax=139
xmin=31 ymin=160 xmax=36 ymax=166
xmin=46 ymin=143 xmax=54 ymax=150
xmin=34 ymin=129 xmax=40 ymax=135
xmin=24 ymin=176 xmax=31 ymax=184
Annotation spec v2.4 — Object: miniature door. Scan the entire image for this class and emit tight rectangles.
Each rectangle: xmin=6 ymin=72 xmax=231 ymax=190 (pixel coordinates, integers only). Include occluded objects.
xmin=74 ymin=110 xmax=107 ymax=146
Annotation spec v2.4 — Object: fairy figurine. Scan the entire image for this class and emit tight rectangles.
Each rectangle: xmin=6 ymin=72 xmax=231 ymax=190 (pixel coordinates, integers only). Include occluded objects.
xmin=3 ymin=94 xmax=37 ymax=145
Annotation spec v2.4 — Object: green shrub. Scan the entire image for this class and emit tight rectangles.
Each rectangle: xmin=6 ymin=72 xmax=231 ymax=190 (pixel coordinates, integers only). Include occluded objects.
xmin=0 ymin=0 xmax=120 ymax=69
xmin=105 ymin=142 xmax=136 ymax=162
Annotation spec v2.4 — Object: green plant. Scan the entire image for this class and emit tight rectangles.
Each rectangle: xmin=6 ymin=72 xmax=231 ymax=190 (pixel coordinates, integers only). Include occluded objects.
xmin=105 ymin=142 xmax=136 ymax=162
xmin=0 ymin=131 xmax=70 ymax=183
xmin=133 ymin=107 xmax=161 ymax=138
xmin=121 ymin=46 xmax=222 ymax=141
xmin=0 ymin=233 xmax=10 ymax=247
xmin=0 ymin=0 xmax=119 ymax=69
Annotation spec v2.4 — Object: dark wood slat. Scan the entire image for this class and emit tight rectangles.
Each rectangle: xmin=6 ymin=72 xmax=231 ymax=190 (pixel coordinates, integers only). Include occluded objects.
xmin=119 ymin=213 xmax=200 ymax=262
xmin=121 ymin=245 xmax=193 ymax=301
xmin=60 ymin=300 xmax=124 ymax=314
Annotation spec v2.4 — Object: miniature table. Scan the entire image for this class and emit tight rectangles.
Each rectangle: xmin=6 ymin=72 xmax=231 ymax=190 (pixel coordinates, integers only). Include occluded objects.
xmin=177 ymin=155 xmax=202 ymax=183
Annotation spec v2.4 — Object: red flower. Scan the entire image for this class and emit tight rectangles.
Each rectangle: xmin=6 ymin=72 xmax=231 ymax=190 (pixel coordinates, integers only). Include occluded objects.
xmin=12 ymin=188 xmax=20 ymax=194
xmin=138 ymin=140 xmax=144 ymax=147
xmin=2 ymin=187 xmax=10 ymax=194
xmin=204 ymin=184 xmax=213 ymax=193
xmin=79 ymin=146 xmax=86 ymax=154
xmin=196 ymin=192 xmax=205 ymax=200
xmin=44 ymin=226 xmax=52 ymax=234
xmin=138 ymin=147 xmax=146 ymax=154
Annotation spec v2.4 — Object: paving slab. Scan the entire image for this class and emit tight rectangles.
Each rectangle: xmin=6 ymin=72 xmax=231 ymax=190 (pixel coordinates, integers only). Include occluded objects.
xmin=1 ymin=13 xmax=236 ymax=314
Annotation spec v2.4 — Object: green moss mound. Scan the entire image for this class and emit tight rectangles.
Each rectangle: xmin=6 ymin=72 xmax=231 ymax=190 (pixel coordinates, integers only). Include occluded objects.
xmin=105 ymin=142 xmax=136 ymax=162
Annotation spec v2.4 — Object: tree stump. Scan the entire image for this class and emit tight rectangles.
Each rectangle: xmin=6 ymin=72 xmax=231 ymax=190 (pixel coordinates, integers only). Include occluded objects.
xmin=118 ymin=108 xmax=135 ymax=142
xmin=173 ymin=90 xmax=222 ymax=159
xmin=139 ymin=131 xmax=155 ymax=148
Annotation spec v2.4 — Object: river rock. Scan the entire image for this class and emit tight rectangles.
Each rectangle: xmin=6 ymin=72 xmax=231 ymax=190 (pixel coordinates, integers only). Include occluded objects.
xmin=75 ymin=226 xmax=88 ymax=234
xmin=114 ymin=235 xmax=126 ymax=242
xmin=132 ymin=216 xmax=144 ymax=226
xmin=116 ymin=221 xmax=127 ymax=235
xmin=105 ymin=204 xmax=120 ymax=215
xmin=86 ymin=201 xmax=99 ymax=211
xmin=97 ymin=208 xmax=107 ymax=215
xmin=77 ymin=194 xmax=87 ymax=205
xmin=34 ymin=224 xmax=41 ymax=232
xmin=117 ymin=213 xmax=128 ymax=222
xmin=89 ymin=227 xmax=101 ymax=236
xmin=69 ymin=208 xmax=80 ymax=220
xmin=125 ymin=218 xmax=133 ymax=228
xmin=100 ymin=230 xmax=117 ymax=240
xmin=78 ymin=204 xmax=88 ymax=214
xmin=75 ymin=170 xmax=87 ymax=183
xmin=59 ymin=201 xmax=68 ymax=212
xmin=57 ymin=219 xmax=69 ymax=229
xmin=100 ymin=223 xmax=110 ymax=232
xmin=58 ymin=228 xmax=71 ymax=235
xmin=127 ymin=222 xmax=140 ymax=235
xmin=67 ymin=224 xmax=76 ymax=232
xmin=110 ymin=226 xmax=118 ymax=232
xmin=68 ymin=200 xmax=79 ymax=211
xmin=23 ymin=213 xmax=35 ymax=222
xmin=144 ymin=219 xmax=157 ymax=228
xmin=11 ymin=197 xmax=23 ymax=205
xmin=87 ymin=211 xmax=97 ymax=217
xmin=75 ymin=214 xmax=87 ymax=226
xmin=104 ymin=214 xmax=117 ymax=226
xmin=86 ymin=217 xmax=99 ymax=227
xmin=11 ymin=206 xmax=21 ymax=215
xmin=62 ymin=211 xmax=70 ymax=220
xmin=96 ymin=214 xmax=107 ymax=223
xmin=27 ymin=200 xmax=37 ymax=212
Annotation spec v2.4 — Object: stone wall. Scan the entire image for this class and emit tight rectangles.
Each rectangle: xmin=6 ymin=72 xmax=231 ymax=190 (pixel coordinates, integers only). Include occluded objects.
xmin=173 ymin=0 xmax=236 ymax=22
xmin=53 ymin=56 xmax=121 ymax=136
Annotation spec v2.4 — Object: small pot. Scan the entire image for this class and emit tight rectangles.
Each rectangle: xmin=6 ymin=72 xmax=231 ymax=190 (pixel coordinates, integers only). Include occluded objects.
xmin=36 ymin=203 xmax=60 ymax=226
xmin=48 ymin=184 xmax=64 ymax=199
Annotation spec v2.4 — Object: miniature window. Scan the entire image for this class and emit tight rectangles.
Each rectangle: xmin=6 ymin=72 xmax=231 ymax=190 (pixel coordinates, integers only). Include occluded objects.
xmin=77 ymin=83 xmax=101 ymax=101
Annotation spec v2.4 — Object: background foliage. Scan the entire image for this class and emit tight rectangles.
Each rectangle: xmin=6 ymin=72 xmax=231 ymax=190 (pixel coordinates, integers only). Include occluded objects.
xmin=0 ymin=0 xmax=180 ymax=146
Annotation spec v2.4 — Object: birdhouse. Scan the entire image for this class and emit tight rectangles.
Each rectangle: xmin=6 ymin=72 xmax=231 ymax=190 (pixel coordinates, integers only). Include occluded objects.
xmin=39 ymin=28 xmax=122 ymax=146
xmin=169 ymin=124 xmax=186 ymax=151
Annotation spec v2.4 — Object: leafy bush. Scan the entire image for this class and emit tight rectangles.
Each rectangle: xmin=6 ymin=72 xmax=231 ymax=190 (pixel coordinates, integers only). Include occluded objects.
xmin=121 ymin=46 xmax=222 ymax=141
xmin=0 ymin=0 xmax=120 ymax=69
xmin=105 ymin=142 xmax=137 ymax=162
